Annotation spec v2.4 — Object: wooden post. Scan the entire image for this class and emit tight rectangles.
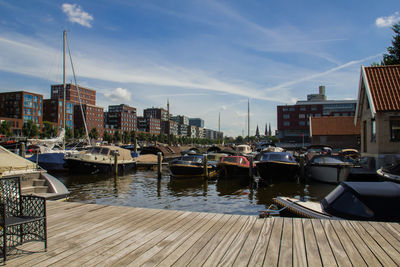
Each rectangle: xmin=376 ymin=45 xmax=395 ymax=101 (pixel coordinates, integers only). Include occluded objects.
xmin=203 ymin=154 xmax=208 ymax=179
xmin=114 ymin=152 xmax=119 ymax=176
xmin=36 ymin=149 xmax=39 ymax=169
xmin=157 ymin=152 xmax=162 ymax=179
xmin=300 ymin=154 xmax=305 ymax=182
xmin=134 ymin=137 xmax=138 ymax=153
xmin=249 ymin=156 xmax=254 ymax=180
xmin=20 ymin=142 xmax=26 ymax=157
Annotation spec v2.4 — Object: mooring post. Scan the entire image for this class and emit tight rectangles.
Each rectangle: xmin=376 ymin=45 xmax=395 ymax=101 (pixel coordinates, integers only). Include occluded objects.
xmin=114 ymin=151 xmax=119 ymax=176
xmin=157 ymin=152 xmax=162 ymax=179
xmin=36 ymin=149 xmax=39 ymax=169
xmin=203 ymin=154 xmax=208 ymax=179
xmin=249 ymin=156 xmax=254 ymax=181
xmin=300 ymin=154 xmax=305 ymax=182
xmin=134 ymin=138 xmax=138 ymax=153
xmin=20 ymin=142 xmax=26 ymax=158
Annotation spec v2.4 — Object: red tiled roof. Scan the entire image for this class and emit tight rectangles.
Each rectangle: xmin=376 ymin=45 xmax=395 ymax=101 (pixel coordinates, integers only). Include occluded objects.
xmin=311 ymin=116 xmax=360 ymax=136
xmin=364 ymin=65 xmax=400 ymax=112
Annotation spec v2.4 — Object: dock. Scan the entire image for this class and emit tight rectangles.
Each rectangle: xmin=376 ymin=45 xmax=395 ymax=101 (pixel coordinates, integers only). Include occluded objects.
xmin=5 ymin=201 xmax=400 ymax=266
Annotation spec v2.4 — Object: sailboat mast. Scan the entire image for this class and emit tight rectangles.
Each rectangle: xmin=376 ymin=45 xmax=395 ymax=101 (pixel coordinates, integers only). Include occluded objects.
xmin=63 ymin=30 xmax=66 ymax=150
xmin=247 ymin=98 xmax=250 ymax=143
xmin=218 ymin=112 xmax=220 ymax=145
xmin=167 ymin=98 xmax=171 ymax=146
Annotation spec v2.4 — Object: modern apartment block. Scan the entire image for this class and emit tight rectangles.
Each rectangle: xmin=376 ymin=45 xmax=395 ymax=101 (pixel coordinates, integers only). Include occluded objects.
xmin=0 ymin=91 xmax=43 ymax=135
xmin=51 ymin=83 xmax=96 ymax=105
xmin=104 ymin=104 xmax=137 ymax=133
xmin=276 ymin=86 xmax=357 ymax=143
xmin=74 ymin=104 xmax=104 ymax=136
xmin=43 ymin=99 xmax=74 ymax=131
xmin=172 ymin=115 xmax=189 ymax=126
xmin=144 ymin=107 xmax=168 ymax=121
xmin=137 ymin=116 xmax=161 ymax=134
xmin=189 ymin=118 xmax=204 ymax=128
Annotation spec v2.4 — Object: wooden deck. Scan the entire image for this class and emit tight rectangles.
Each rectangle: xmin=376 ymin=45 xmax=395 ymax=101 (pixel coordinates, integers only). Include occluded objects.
xmin=5 ymin=201 xmax=400 ymax=266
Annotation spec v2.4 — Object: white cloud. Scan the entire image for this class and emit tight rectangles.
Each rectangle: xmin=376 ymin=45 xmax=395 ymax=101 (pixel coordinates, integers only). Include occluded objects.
xmin=62 ymin=3 xmax=93 ymax=28
xmin=104 ymin=87 xmax=131 ymax=102
xmin=376 ymin=12 xmax=400 ymax=28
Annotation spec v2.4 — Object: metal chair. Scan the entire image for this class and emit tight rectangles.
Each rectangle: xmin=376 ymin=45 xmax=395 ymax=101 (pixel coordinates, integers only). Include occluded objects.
xmin=0 ymin=176 xmax=47 ymax=262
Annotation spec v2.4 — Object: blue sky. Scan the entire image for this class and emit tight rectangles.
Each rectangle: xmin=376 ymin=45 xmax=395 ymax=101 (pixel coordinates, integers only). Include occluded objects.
xmin=0 ymin=0 xmax=398 ymax=137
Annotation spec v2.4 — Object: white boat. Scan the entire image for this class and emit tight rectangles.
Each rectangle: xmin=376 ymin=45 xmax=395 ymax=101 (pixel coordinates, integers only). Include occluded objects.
xmin=236 ymin=144 xmax=252 ymax=155
xmin=377 ymin=163 xmax=400 ymax=183
xmin=0 ymin=145 xmax=69 ymax=200
xmin=307 ymin=155 xmax=351 ymax=184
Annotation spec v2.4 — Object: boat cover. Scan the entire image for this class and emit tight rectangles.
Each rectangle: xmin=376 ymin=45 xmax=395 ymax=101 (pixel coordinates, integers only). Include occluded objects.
xmin=0 ymin=146 xmax=37 ymax=175
xmin=322 ymin=181 xmax=400 ymax=222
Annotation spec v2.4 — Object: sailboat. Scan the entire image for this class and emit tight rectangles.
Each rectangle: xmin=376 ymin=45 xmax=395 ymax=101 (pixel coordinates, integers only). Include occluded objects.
xmin=27 ymin=30 xmax=85 ymax=171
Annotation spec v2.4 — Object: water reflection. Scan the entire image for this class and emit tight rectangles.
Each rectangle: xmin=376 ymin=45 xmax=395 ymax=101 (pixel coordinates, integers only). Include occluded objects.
xmin=56 ymin=170 xmax=338 ymax=215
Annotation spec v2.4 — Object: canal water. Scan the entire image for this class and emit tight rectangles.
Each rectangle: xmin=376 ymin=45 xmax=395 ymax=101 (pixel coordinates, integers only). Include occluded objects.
xmin=56 ymin=170 xmax=338 ymax=216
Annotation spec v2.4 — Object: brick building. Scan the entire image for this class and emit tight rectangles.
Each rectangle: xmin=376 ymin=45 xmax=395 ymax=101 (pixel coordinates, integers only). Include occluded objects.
xmin=137 ymin=116 xmax=161 ymax=134
xmin=276 ymin=86 xmax=356 ymax=143
xmin=51 ymin=83 xmax=96 ymax=105
xmin=144 ymin=108 xmax=168 ymax=121
xmin=104 ymin=104 xmax=137 ymax=133
xmin=0 ymin=91 xmax=43 ymax=135
xmin=74 ymin=104 xmax=104 ymax=137
xmin=43 ymin=99 xmax=74 ymax=131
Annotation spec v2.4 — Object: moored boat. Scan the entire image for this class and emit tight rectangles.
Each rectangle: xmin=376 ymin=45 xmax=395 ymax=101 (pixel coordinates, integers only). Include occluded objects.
xmin=217 ymin=155 xmax=253 ymax=179
xmin=169 ymin=154 xmax=216 ymax=178
xmin=256 ymin=152 xmax=299 ymax=184
xmin=273 ymin=181 xmax=400 ymax=222
xmin=65 ymin=146 xmax=136 ymax=174
xmin=377 ymin=162 xmax=400 ymax=183
xmin=307 ymin=155 xmax=351 ymax=184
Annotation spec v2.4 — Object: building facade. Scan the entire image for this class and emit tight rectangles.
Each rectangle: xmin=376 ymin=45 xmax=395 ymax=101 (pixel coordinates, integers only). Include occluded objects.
xmin=0 ymin=91 xmax=43 ymax=135
xmin=144 ymin=108 xmax=168 ymax=121
xmin=51 ymin=83 xmax=96 ymax=105
xmin=104 ymin=104 xmax=137 ymax=133
xmin=172 ymin=115 xmax=189 ymax=126
xmin=276 ymin=87 xmax=356 ymax=143
xmin=43 ymin=99 xmax=74 ymax=131
xmin=74 ymin=104 xmax=104 ymax=137
xmin=189 ymin=118 xmax=204 ymax=128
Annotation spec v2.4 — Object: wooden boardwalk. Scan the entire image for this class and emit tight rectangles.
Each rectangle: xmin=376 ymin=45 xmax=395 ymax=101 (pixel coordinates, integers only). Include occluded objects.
xmin=5 ymin=201 xmax=400 ymax=266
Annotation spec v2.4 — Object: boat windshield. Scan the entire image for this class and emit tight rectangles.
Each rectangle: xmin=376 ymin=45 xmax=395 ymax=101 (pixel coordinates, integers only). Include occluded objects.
xmin=261 ymin=153 xmax=291 ymax=161
xmin=222 ymin=157 xmax=237 ymax=163
xmin=313 ymin=157 xmax=344 ymax=164
xmin=181 ymin=156 xmax=203 ymax=163
xmin=87 ymin=147 xmax=102 ymax=154
xmin=100 ymin=148 xmax=110 ymax=155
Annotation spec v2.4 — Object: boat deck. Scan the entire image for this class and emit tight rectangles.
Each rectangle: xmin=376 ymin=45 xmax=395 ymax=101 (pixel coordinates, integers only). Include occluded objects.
xmin=5 ymin=201 xmax=400 ymax=266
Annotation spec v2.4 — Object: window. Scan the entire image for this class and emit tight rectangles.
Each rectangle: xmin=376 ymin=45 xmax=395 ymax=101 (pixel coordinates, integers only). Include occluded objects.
xmin=299 ymin=121 xmax=305 ymax=126
xmin=390 ymin=118 xmax=400 ymax=142
xmin=311 ymin=106 xmax=317 ymax=111
xmin=289 ymin=107 xmax=295 ymax=111
xmin=299 ymin=114 xmax=305 ymax=119
xmin=299 ymin=107 xmax=306 ymax=111
xmin=283 ymin=114 xmax=290 ymax=119
xmin=371 ymin=119 xmax=376 ymax=142
xmin=283 ymin=121 xmax=290 ymax=126
xmin=315 ymin=114 xmax=321 ymax=117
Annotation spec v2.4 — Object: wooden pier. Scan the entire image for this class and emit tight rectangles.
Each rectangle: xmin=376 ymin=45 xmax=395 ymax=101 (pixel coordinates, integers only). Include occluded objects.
xmin=5 ymin=201 xmax=400 ymax=266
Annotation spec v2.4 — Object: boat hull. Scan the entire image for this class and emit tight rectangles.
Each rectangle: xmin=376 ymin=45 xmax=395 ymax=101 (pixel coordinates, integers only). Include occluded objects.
xmin=28 ymin=153 xmax=67 ymax=172
xmin=256 ymin=161 xmax=299 ymax=184
xmin=218 ymin=162 xmax=250 ymax=179
xmin=309 ymin=164 xmax=350 ymax=184
xmin=170 ymin=164 xmax=205 ymax=178
xmin=65 ymin=158 xmax=136 ymax=174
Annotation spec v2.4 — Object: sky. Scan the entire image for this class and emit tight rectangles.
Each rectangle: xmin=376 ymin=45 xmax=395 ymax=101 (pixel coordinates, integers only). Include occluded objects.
xmin=0 ymin=0 xmax=399 ymax=137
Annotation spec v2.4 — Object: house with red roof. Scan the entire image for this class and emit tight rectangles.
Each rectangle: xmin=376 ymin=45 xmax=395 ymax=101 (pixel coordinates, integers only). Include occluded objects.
xmin=310 ymin=116 xmax=360 ymax=149
xmin=355 ymin=64 xmax=400 ymax=169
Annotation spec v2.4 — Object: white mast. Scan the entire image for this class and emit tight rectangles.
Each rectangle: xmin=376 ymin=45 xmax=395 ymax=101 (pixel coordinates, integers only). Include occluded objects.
xmin=62 ymin=30 xmax=66 ymax=150
xmin=247 ymin=98 xmax=250 ymax=143
xmin=218 ymin=112 xmax=220 ymax=144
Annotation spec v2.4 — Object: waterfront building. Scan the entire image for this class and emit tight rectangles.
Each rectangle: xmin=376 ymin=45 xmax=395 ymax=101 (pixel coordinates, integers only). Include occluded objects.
xmin=43 ymin=99 xmax=74 ymax=132
xmin=189 ymin=118 xmax=204 ymax=128
xmin=0 ymin=91 xmax=43 ymax=135
xmin=196 ymin=127 xmax=205 ymax=139
xmin=172 ymin=115 xmax=189 ymax=126
xmin=276 ymin=86 xmax=357 ymax=143
xmin=178 ymin=124 xmax=189 ymax=137
xmin=144 ymin=107 xmax=168 ymax=121
xmin=161 ymin=120 xmax=178 ymax=136
xmin=104 ymin=104 xmax=137 ymax=133
xmin=74 ymin=104 xmax=104 ymax=137
xmin=355 ymin=64 xmax=400 ymax=169
xmin=137 ymin=116 xmax=160 ymax=134
xmin=188 ymin=125 xmax=197 ymax=138
xmin=51 ymin=83 xmax=96 ymax=105
xmin=310 ymin=116 xmax=360 ymax=149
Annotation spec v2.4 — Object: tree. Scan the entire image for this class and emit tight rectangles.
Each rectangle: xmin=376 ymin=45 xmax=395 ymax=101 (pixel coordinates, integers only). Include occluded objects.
xmin=22 ymin=120 xmax=39 ymax=138
xmin=382 ymin=22 xmax=400 ymax=65
xmin=89 ymin=127 xmax=99 ymax=140
xmin=74 ymin=128 xmax=85 ymax=139
xmin=103 ymin=131 xmax=112 ymax=143
xmin=122 ymin=131 xmax=130 ymax=144
xmin=41 ymin=121 xmax=57 ymax=138
xmin=113 ymin=130 xmax=122 ymax=142
xmin=0 ymin=121 xmax=11 ymax=137
xmin=129 ymin=130 xmax=136 ymax=143
xmin=65 ymin=127 xmax=73 ymax=140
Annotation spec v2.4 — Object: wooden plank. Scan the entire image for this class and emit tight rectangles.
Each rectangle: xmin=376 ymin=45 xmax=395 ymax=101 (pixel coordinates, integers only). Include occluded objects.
xmin=217 ymin=216 xmax=257 ymax=266
xmin=264 ymin=217 xmax=284 ymax=266
xmin=348 ymin=220 xmax=397 ymax=266
xmin=278 ymin=218 xmax=293 ymax=267
xmin=292 ymin=218 xmax=307 ymax=267
xmin=338 ymin=220 xmax=381 ymax=266
xmin=329 ymin=220 xmax=366 ymax=267
xmin=302 ymin=218 xmax=322 ymax=267
xmin=375 ymin=222 xmax=400 ymax=247
xmin=201 ymin=215 xmax=250 ymax=267
xmin=247 ymin=217 xmax=274 ymax=266
xmin=232 ymin=218 xmax=265 ymax=267
xmin=379 ymin=222 xmax=400 ymax=242
xmin=319 ymin=219 xmax=352 ymax=267
xmin=311 ymin=219 xmax=337 ymax=267
xmin=184 ymin=215 xmax=240 ymax=267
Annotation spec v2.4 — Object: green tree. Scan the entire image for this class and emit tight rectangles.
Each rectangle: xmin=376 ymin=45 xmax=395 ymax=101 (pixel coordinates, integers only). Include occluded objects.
xmin=41 ymin=121 xmax=57 ymax=138
xmin=65 ymin=127 xmax=73 ymax=140
xmin=22 ymin=120 xmax=39 ymax=138
xmin=74 ymin=127 xmax=85 ymax=139
xmin=89 ymin=127 xmax=99 ymax=140
xmin=122 ymin=131 xmax=130 ymax=144
xmin=0 ymin=121 xmax=11 ymax=137
xmin=129 ymin=130 xmax=136 ymax=143
xmin=382 ymin=22 xmax=400 ymax=65
xmin=103 ymin=131 xmax=112 ymax=143
xmin=113 ymin=130 xmax=122 ymax=142
xmin=138 ymin=132 xmax=145 ymax=141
